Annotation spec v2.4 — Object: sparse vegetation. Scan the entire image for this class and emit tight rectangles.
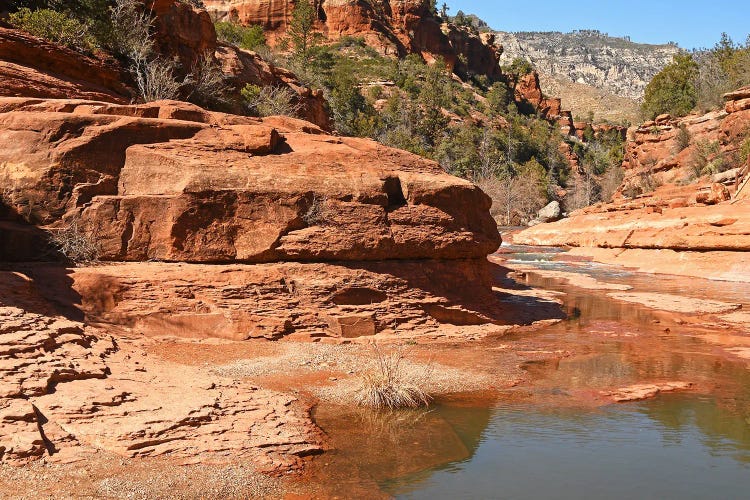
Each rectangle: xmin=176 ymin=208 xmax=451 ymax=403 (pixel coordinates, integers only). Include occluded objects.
xmin=214 ymin=20 xmax=266 ymax=51
xmin=133 ymin=57 xmax=182 ymax=102
xmin=690 ymin=139 xmax=726 ymax=177
xmin=49 ymin=218 xmax=100 ymax=264
xmin=184 ymin=54 xmax=231 ymax=109
xmin=675 ymin=124 xmax=692 ymax=152
xmin=302 ymin=194 xmax=329 ymax=226
xmin=354 ymin=344 xmax=432 ymax=410
xmin=241 ymin=84 xmax=301 ymax=117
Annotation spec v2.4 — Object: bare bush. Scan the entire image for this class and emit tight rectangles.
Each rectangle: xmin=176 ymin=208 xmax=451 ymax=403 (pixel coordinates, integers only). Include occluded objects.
xmin=599 ymin=164 xmax=625 ymax=203
xmin=110 ymin=0 xmax=182 ymax=102
xmin=565 ymin=164 xmax=601 ymax=211
xmin=241 ymin=84 xmax=302 ymax=117
xmin=185 ymin=53 xmax=231 ymax=108
xmin=302 ymin=194 xmax=329 ymax=226
xmin=134 ymin=57 xmax=181 ymax=102
xmin=109 ymin=0 xmax=153 ymax=62
xmin=49 ymin=218 xmax=100 ymax=264
xmin=477 ymin=171 xmax=547 ymax=226
xmin=354 ymin=344 xmax=432 ymax=411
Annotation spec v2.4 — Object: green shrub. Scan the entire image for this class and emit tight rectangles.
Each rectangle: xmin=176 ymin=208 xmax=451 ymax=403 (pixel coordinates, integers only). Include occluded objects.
xmin=214 ymin=21 xmax=266 ymax=51
xmin=9 ymin=7 xmax=96 ymax=52
xmin=675 ymin=124 xmax=691 ymax=152
xmin=690 ymin=139 xmax=725 ymax=177
xmin=504 ymin=57 xmax=534 ymax=76
xmin=336 ymin=35 xmax=366 ymax=48
xmin=641 ymin=53 xmax=699 ymax=120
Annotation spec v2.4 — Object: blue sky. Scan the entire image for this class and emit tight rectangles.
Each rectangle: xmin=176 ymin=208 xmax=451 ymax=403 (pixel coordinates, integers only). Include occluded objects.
xmin=445 ymin=0 xmax=750 ymax=49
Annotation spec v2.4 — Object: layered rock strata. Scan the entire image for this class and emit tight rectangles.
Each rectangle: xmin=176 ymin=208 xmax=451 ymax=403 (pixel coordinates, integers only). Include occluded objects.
xmin=204 ymin=0 xmax=503 ymax=79
xmin=494 ymin=30 xmax=680 ymax=100
xmin=0 ymin=269 xmax=323 ymax=467
xmin=0 ymin=97 xmax=499 ymax=263
xmin=0 ymin=97 xmax=505 ymax=465
xmin=514 ymin=88 xmax=750 ymax=282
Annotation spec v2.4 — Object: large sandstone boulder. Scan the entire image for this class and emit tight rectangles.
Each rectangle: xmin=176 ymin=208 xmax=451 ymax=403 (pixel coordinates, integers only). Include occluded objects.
xmin=0 ymin=97 xmax=500 ymax=263
xmin=528 ymin=200 xmax=561 ymax=226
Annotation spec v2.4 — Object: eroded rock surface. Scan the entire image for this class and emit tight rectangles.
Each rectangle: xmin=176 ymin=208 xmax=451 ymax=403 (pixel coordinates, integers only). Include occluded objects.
xmin=204 ymin=0 xmax=503 ymax=79
xmin=0 ymin=97 xmax=500 ymax=263
xmin=0 ymin=270 xmax=323 ymax=468
xmin=0 ymin=96 xmax=504 ymax=467
xmin=514 ymin=87 xmax=750 ymax=281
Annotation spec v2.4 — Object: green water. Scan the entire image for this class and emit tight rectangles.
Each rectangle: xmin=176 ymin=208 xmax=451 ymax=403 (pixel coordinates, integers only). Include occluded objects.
xmin=381 ymin=396 xmax=750 ymax=499
xmin=314 ymin=246 xmax=750 ymax=498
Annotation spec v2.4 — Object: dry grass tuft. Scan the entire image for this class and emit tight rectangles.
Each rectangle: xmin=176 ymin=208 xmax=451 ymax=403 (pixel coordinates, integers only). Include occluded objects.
xmin=49 ymin=218 xmax=100 ymax=264
xmin=354 ymin=344 xmax=432 ymax=410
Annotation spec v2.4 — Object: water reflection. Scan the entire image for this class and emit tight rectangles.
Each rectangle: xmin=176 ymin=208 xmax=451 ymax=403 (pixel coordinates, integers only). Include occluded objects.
xmin=313 ymin=247 xmax=750 ymax=498
xmin=382 ymin=396 xmax=750 ymax=499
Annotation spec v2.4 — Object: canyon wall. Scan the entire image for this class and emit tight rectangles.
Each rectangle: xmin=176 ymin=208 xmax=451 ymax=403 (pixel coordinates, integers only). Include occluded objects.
xmin=494 ymin=30 xmax=680 ymax=100
xmin=204 ymin=0 xmax=503 ymax=79
xmin=514 ymin=87 xmax=750 ymax=282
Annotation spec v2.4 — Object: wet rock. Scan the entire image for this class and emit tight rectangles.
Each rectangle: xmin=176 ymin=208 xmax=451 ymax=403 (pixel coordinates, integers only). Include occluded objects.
xmin=603 ymin=382 xmax=693 ymax=402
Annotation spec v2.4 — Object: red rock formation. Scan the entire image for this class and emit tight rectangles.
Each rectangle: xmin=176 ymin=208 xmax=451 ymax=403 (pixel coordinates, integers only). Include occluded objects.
xmin=1 ymin=0 xmax=331 ymax=129
xmin=149 ymin=0 xmax=219 ymax=74
xmin=0 ymin=97 xmax=500 ymax=263
xmin=619 ymin=88 xmax=750 ymax=194
xmin=205 ymin=0 xmax=503 ymax=79
xmin=514 ymin=87 xmax=750 ymax=282
xmin=0 ymin=27 xmax=132 ymax=102
xmin=216 ymin=43 xmax=332 ymax=128
xmin=0 ymin=97 xmax=507 ymax=465
xmin=513 ymin=71 xmax=564 ymax=120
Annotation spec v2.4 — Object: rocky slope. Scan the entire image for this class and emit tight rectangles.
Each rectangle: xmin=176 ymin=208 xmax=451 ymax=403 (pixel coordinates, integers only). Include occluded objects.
xmin=0 ymin=4 xmax=330 ymax=129
xmin=494 ymin=30 xmax=680 ymax=100
xmin=514 ymin=87 xmax=750 ymax=282
xmin=204 ymin=0 xmax=503 ymax=79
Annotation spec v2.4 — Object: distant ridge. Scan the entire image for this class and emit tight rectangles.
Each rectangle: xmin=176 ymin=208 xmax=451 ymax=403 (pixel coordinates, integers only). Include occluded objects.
xmin=493 ymin=30 xmax=681 ymax=100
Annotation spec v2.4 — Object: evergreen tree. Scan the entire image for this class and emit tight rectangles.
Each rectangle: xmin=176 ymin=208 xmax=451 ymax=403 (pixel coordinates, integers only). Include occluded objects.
xmin=288 ymin=0 xmax=317 ymax=62
xmin=641 ymin=53 xmax=699 ymax=119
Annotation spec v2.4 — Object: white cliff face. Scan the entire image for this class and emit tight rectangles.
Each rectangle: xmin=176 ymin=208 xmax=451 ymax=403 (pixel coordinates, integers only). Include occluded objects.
xmin=494 ymin=30 xmax=681 ymax=100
